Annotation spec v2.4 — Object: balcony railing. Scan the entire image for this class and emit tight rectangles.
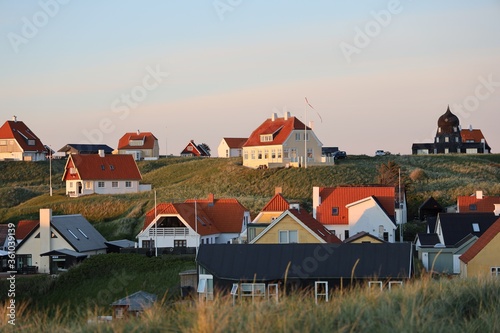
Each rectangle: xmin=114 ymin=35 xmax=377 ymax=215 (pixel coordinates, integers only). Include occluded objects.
xmin=148 ymin=228 xmax=189 ymax=237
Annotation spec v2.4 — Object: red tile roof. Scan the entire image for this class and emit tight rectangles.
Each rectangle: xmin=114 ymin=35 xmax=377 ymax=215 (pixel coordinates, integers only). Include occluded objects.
xmin=118 ymin=132 xmax=157 ymax=150
xmin=0 ymin=120 xmax=45 ymax=152
xmin=15 ymin=220 xmax=39 ymax=240
xmin=62 ymin=154 xmax=142 ymax=181
xmin=180 ymin=140 xmax=210 ymax=157
xmin=223 ymin=138 xmax=248 ymax=149
xmin=461 ymin=129 xmax=486 ymax=143
xmin=288 ymin=209 xmax=342 ymax=243
xmin=243 ymin=115 xmax=310 ymax=147
xmin=143 ymin=195 xmax=248 ymax=236
xmin=458 ymin=195 xmax=500 ymax=213
xmin=262 ymin=193 xmax=290 ymax=212
xmin=460 ymin=217 xmax=500 ymax=264
xmin=316 ymin=186 xmax=396 ymax=225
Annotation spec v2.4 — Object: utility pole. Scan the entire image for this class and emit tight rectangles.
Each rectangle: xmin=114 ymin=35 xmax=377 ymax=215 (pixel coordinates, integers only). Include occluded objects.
xmin=49 ymin=146 xmax=52 ymax=196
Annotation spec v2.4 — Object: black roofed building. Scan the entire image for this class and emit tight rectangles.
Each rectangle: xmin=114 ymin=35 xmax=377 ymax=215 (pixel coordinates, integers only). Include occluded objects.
xmin=111 ymin=291 xmax=157 ymax=319
xmin=196 ymin=243 xmax=413 ymax=296
xmin=15 ymin=208 xmax=107 ymax=274
xmin=58 ymin=143 xmax=114 ymax=156
xmin=412 ymin=106 xmax=491 ymax=155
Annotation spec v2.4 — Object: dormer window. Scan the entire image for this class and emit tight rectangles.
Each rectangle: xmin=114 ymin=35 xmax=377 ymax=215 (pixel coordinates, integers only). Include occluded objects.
xmin=129 ymin=139 xmax=144 ymax=146
xmin=101 ymin=165 xmax=105 ymax=170
xmin=260 ymin=134 xmax=273 ymax=142
xmin=469 ymin=204 xmax=477 ymax=211
xmin=28 ymin=140 xmax=35 ymax=146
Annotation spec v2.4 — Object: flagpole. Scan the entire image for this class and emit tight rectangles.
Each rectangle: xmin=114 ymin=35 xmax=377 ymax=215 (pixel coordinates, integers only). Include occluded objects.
xmin=195 ymin=198 xmax=199 ymax=256
xmin=304 ymin=98 xmax=307 ymax=169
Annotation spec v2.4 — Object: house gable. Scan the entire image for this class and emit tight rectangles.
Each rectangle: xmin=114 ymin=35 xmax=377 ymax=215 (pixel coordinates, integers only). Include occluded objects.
xmin=62 ymin=154 xmax=142 ymax=181
xmin=346 ymin=196 xmax=396 ymax=242
xmin=460 ymin=217 xmax=500 ymax=267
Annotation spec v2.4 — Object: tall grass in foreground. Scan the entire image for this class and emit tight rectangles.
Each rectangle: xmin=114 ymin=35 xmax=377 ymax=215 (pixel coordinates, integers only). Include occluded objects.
xmin=3 ymin=277 xmax=499 ymax=332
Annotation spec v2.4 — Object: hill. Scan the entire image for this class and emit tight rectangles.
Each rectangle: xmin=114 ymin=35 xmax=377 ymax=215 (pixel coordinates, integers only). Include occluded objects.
xmin=1 ymin=154 xmax=499 ymax=240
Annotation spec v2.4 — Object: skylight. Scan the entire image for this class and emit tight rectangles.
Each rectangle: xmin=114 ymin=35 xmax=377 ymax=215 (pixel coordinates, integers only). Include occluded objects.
xmin=77 ymin=228 xmax=89 ymax=239
xmin=68 ymin=229 xmax=79 ymax=240
xmin=472 ymin=223 xmax=480 ymax=232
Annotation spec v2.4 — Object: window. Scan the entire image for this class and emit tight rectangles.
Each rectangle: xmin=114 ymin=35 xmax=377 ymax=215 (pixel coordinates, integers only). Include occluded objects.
xmin=491 ymin=267 xmax=500 ymax=277
xmin=307 ymin=148 xmax=313 ymax=158
xmin=344 ymin=230 xmax=350 ymax=240
xmin=112 ymin=181 xmax=118 ymax=188
xmin=453 ymin=126 xmax=457 ymax=133
xmin=383 ymin=232 xmax=389 ymax=242
xmin=251 ymin=150 xmax=255 ymax=159
xmin=472 ymin=223 xmax=480 ymax=232
xmin=304 ymin=133 xmax=309 ymax=141
xmin=142 ymin=240 xmax=155 ymax=249
xmin=68 ymin=229 xmax=79 ymax=240
xmin=271 ymin=149 xmax=276 ymax=159
xmin=260 ymin=134 xmax=273 ymax=142
xmin=283 ymin=149 xmax=289 ymax=159
xmin=279 ymin=230 xmax=298 ymax=243
xmin=258 ymin=150 xmax=262 ymax=159
xmin=295 ymin=133 xmax=301 ymax=141
xmin=187 ymin=146 xmax=193 ymax=151
xmin=70 ymin=182 xmax=74 ymax=188
xmin=264 ymin=150 xmax=269 ymax=159
xmin=174 ymin=240 xmax=187 ymax=247
xmin=101 ymin=165 xmax=105 ymax=170
xmin=244 ymin=151 xmax=248 ymax=160
xmin=438 ymin=127 xmax=442 ymax=133
xmin=85 ymin=182 xmax=92 ymax=190
xmin=28 ymin=140 xmax=35 ymax=146
xmin=0 ymin=140 xmax=6 ymax=145
xmin=98 ymin=181 xmax=105 ymax=188
xmin=110 ymin=165 xmax=115 ymax=171
xmin=469 ymin=204 xmax=477 ymax=211
xmin=77 ymin=228 xmax=88 ymax=239
xmin=331 ymin=207 xmax=339 ymax=216
xmin=455 ymin=137 xmax=459 ymax=142
xmin=436 ymin=137 xmax=439 ymax=143
xmin=225 ymin=150 xmax=229 ymax=158
xmin=445 ymin=137 xmax=449 ymax=143
xmin=125 ymin=181 xmax=132 ymax=188
xmin=277 ymin=149 xmax=282 ymax=159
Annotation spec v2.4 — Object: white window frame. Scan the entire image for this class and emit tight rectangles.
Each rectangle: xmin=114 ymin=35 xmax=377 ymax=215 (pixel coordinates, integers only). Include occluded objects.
xmin=98 ymin=181 xmax=105 ymax=188
xmin=491 ymin=267 xmax=500 ymax=277
xmin=125 ymin=181 xmax=132 ymax=188
xmin=279 ymin=230 xmax=298 ymax=244
xmin=112 ymin=181 xmax=119 ymax=188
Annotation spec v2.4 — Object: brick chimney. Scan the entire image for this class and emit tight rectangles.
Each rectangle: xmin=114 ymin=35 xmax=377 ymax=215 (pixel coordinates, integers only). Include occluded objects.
xmin=476 ymin=191 xmax=483 ymax=200
xmin=275 ymin=187 xmax=282 ymax=195
xmin=207 ymin=193 xmax=214 ymax=206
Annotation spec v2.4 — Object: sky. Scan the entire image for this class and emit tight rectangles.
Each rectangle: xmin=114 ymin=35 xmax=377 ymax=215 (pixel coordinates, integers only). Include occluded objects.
xmin=1 ymin=0 xmax=500 ymax=156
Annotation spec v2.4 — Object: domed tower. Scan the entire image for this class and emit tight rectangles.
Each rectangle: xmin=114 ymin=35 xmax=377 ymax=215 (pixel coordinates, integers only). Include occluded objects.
xmin=434 ymin=106 xmax=462 ymax=153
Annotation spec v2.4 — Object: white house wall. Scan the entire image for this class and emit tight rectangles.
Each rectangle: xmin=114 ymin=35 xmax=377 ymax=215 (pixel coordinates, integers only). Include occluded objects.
xmin=348 ymin=199 xmax=396 ymax=242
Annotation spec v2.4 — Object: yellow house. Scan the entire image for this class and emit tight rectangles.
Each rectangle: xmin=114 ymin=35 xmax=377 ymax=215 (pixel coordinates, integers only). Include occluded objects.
xmin=344 ymin=231 xmax=384 ymax=244
xmin=242 ymin=112 xmax=330 ymax=169
xmin=250 ymin=209 xmax=341 ymax=244
xmin=460 ymin=217 xmax=500 ymax=278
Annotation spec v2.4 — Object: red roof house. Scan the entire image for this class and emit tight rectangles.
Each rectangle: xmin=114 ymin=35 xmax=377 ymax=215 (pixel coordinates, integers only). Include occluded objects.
xmin=180 ymin=140 xmax=210 ymax=157
xmin=137 ymin=194 xmax=250 ymax=250
xmin=61 ymin=152 xmax=147 ymax=197
xmin=313 ymin=186 xmax=404 ymax=242
xmin=117 ymin=131 xmax=159 ymax=160
xmin=242 ymin=111 xmax=327 ymax=169
xmin=217 ymin=137 xmax=247 ymax=158
xmin=457 ymin=191 xmax=500 ymax=213
xmin=0 ymin=116 xmax=46 ymax=161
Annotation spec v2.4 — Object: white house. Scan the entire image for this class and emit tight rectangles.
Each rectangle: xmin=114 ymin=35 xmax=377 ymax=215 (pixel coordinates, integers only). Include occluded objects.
xmin=242 ymin=112 xmax=332 ymax=169
xmin=62 ymin=151 xmax=150 ymax=197
xmin=137 ymin=194 xmax=250 ymax=250
xmin=15 ymin=209 xmax=108 ymax=274
xmin=217 ymin=138 xmax=247 ymax=158
xmin=0 ymin=116 xmax=47 ymax=161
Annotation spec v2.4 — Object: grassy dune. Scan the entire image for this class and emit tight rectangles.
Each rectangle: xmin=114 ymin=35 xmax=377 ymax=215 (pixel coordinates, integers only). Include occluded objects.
xmin=1 ymin=154 xmax=499 ymax=240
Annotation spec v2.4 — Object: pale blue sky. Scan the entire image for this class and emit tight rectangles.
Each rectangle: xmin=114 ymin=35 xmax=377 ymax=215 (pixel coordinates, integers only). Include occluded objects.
xmin=1 ymin=0 xmax=499 ymax=155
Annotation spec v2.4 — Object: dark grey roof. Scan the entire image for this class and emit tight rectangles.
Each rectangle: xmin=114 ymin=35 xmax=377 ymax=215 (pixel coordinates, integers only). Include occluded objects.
xmin=105 ymin=239 xmax=136 ymax=248
xmin=111 ymin=291 xmax=157 ymax=311
xmin=426 ymin=216 xmax=437 ymax=233
xmin=51 ymin=215 xmax=108 ymax=252
xmin=438 ymin=213 xmax=498 ymax=246
xmin=197 ymin=243 xmax=412 ymax=281
xmin=58 ymin=144 xmax=114 ymax=154
xmin=416 ymin=233 xmax=440 ymax=247
xmin=40 ymin=248 xmax=88 ymax=258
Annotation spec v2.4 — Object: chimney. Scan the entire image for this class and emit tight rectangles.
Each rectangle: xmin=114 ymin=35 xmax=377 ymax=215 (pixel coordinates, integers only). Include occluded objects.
xmin=207 ymin=193 xmax=214 ymax=206
xmin=312 ymin=186 xmax=321 ymax=219
xmin=12 ymin=115 xmax=17 ymax=122
xmin=271 ymin=113 xmax=277 ymax=121
xmin=275 ymin=187 xmax=282 ymax=195
xmin=494 ymin=204 xmax=500 ymax=216
xmin=137 ymin=129 xmax=140 ymax=135
xmin=39 ymin=209 xmax=52 ymax=274
xmin=309 ymin=121 xmax=314 ymax=130
xmin=284 ymin=111 xmax=290 ymax=120
xmin=469 ymin=125 xmax=473 ymax=131
xmin=98 ymin=149 xmax=105 ymax=158
xmin=476 ymin=191 xmax=483 ymax=200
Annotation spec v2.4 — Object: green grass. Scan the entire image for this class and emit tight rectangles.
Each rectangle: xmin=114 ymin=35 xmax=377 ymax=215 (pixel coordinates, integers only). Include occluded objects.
xmin=3 ymin=275 xmax=500 ymax=332
xmin=1 ymin=154 xmax=500 ymax=240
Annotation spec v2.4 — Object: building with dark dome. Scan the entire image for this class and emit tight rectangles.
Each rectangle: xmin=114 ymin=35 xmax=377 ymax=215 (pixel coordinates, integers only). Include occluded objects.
xmin=412 ymin=106 xmax=491 ymax=155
